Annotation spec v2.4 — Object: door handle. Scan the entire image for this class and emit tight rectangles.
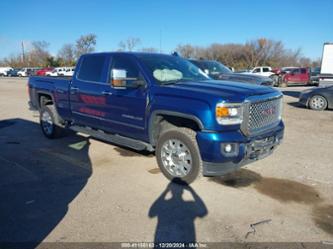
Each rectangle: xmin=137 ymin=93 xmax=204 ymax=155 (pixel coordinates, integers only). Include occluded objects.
xmin=70 ymin=87 xmax=79 ymax=94
xmin=56 ymin=89 xmax=65 ymax=94
xmin=101 ymin=91 xmax=113 ymax=96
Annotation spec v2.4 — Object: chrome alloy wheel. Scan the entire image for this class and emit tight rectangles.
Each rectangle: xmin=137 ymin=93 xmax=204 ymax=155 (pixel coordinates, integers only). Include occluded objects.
xmin=160 ymin=139 xmax=192 ymax=177
xmin=310 ymin=96 xmax=326 ymax=110
xmin=41 ymin=110 xmax=53 ymax=135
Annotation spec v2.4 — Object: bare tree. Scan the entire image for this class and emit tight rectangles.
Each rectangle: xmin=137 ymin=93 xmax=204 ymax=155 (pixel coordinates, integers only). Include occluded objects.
xmin=29 ymin=41 xmax=51 ymax=67
xmin=75 ymin=34 xmax=97 ymax=59
xmin=58 ymin=43 xmax=76 ymax=66
xmin=118 ymin=37 xmax=141 ymax=51
xmin=175 ymin=44 xmax=197 ymax=58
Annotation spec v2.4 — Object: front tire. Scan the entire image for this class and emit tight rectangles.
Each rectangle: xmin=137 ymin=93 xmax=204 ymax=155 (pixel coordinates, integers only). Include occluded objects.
xmin=156 ymin=127 xmax=202 ymax=184
xmin=308 ymin=95 xmax=328 ymax=111
xmin=40 ymin=105 xmax=65 ymax=138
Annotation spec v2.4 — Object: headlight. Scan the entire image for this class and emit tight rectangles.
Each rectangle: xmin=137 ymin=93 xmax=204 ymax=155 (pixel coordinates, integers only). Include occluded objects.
xmin=216 ymin=102 xmax=243 ymax=125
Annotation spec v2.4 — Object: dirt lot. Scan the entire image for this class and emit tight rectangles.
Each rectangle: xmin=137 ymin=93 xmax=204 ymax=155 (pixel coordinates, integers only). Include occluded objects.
xmin=0 ymin=77 xmax=332 ymax=245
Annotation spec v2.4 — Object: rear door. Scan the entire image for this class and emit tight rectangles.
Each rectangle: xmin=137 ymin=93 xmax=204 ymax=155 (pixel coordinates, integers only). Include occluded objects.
xmin=70 ymin=54 xmax=111 ymax=129
xmin=262 ymin=67 xmax=271 ymax=77
xmin=300 ymin=68 xmax=309 ymax=84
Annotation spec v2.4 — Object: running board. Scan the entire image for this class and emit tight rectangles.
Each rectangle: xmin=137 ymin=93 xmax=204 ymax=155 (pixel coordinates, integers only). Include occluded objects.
xmin=70 ymin=125 xmax=154 ymax=152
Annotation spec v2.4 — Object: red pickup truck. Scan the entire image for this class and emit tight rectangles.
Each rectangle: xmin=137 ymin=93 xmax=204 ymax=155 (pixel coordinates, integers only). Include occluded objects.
xmin=279 ymin=67 xmax=311 ymax=87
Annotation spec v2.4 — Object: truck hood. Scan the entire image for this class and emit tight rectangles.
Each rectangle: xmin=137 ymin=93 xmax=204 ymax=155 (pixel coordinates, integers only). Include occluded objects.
xmin=162 ymin=80 xmax=277 ymax=103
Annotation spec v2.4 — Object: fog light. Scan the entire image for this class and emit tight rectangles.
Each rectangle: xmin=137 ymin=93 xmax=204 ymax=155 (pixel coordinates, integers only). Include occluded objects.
xmin=224 ymin=144 xmax=232 ymax=153
xmin=221 ymin=143 xmax=239 ymax=157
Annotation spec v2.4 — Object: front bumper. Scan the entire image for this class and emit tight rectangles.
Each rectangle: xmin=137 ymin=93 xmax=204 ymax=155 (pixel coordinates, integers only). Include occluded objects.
xmin=196 ymin=122 xmax=284 ymax=176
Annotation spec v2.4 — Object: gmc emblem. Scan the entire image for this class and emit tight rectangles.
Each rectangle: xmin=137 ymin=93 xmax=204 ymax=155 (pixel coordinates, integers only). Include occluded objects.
xmin=261 ymin=106 xmax=276 ymax=116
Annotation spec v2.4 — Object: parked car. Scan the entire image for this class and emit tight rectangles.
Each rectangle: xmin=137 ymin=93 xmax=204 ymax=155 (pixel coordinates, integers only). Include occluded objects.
xmin=0 ymin=67 xmax=13 ymax=76
xmin=46 ymin=67 xmax=67 ymax=77
xmin=299 ymin=85 xmax=333 ymax=110
xmin=58 ymin=67 xmax=75 ymax=77
xmin=279 ymin=67 xmax=311 ymax=87
xmin=17 ymin=68 xmax=34 ymax=77
xmin=190 ymin=59 xmax=273 ymax=86
xmin=319 ymin=43 xmax=333 ymax=87
xmin=36 ymin=67 xmax=54 ymax=76
xmin=7 ymin=68 xmax=20 ymax=77
xmin=28 ymin=52 xmax=284 ymax=184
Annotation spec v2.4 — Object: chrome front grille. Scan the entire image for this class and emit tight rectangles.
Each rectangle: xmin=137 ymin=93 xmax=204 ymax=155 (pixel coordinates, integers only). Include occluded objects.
xmin=242 ymin=95 xmax=282 ymax=135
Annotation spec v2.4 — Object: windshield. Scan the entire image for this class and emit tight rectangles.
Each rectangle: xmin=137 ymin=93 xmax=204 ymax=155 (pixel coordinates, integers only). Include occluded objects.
xmin=201 ymin=61 xmax=232 ymax=74
xmin=137 ymin=54 xmax=210 ymax=84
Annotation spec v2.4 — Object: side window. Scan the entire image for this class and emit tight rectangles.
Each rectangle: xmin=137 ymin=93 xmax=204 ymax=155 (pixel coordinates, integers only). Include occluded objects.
xmin=78 ymin=55 xmax=106 ymax=82
xmin=293 ymin=69 xmax=300 ymax=74
xmin=110 ymin=55 xmax=144 ymax=87
xmin=253 ymin=68 xmax=261 ymax=73
xmin=300 ymin=68 xmax=306 ymax=74
xmin=263 ymin=67 xmax=270 ymax=72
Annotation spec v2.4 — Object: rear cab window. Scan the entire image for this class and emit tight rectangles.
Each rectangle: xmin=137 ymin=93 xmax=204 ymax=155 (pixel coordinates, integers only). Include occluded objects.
xmin=78 ymin=55 xmax=108 ymax=83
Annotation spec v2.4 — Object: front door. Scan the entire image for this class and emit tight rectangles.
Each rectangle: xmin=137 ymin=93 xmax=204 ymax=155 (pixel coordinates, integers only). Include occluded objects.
xmin=101 ymin=54 xmax=148 ymax=141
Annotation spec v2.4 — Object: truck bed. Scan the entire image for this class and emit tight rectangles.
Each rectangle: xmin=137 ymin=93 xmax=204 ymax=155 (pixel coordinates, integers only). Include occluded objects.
xmin=28 ymin=76 xmax=71 ymax=113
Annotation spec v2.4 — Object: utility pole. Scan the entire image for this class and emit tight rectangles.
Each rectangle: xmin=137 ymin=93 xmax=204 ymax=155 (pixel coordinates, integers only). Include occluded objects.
xmin=21 ymin=41 xmax=25 ymax=64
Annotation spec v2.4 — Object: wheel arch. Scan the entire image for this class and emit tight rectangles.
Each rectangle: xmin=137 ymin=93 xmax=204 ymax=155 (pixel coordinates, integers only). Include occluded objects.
xmin=37 ymin=91 xmax=55 ymax=109
xmin=148 ymin=110 xmax=204 ymax=147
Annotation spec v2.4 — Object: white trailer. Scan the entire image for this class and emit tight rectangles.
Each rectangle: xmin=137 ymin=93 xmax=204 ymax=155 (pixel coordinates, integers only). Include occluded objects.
xmin=319 ymin=43 xmax=333 ymax=86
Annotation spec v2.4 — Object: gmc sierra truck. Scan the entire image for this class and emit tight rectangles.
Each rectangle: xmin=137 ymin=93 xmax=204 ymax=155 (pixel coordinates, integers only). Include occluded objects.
xmin=28 ymin=52 xmax=284 ymax=183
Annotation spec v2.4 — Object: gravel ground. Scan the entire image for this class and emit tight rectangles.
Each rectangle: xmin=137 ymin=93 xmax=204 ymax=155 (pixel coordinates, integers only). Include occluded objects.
xmin=0 ymin=77 xmax=332 ymax=245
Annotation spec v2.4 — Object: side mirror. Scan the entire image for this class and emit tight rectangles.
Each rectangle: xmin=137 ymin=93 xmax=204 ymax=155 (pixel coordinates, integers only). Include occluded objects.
xmin=110 ymin=69 xmax=145 ymax=89
xmin=204 ymin=69 xmax=209 ymax=75
xmin=111 ymin=69 xmax=127 ymax=88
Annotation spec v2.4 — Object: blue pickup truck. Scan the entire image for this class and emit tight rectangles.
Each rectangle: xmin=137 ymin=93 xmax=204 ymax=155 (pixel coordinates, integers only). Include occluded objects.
xmin=28 ymin=52 xmax=284 ymax=183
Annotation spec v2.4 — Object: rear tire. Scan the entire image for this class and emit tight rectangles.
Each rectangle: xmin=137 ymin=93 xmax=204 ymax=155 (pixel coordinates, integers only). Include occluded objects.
xmin=40 ymin=105 xmax=65 ymax=138
xmin=308 ymin=95 xmax=327 ymax=111
xmin=156 ymin=127 xmax=202 ymax=184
